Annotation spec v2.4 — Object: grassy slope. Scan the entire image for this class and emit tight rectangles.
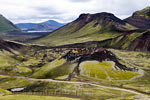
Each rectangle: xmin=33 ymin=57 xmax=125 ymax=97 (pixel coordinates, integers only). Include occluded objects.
xmin=33 ymin=20 xmax=123 ymax=46
xmin=97 ymin=31 xmax=144 ymax=50
xmin=0 ymin=15 xmax=20 ymax=34
xmin=109 ymin=32 xmax=142 ymax=49
xmin=79 ymin=61 xmax=140 ymax=80
xmin=108 ymin=49 xmax=150 ymax=93
xmin=0 ymin=95 xmax=79 ymax=100
xmin=0 ymin=47 xmax=150 ymax=99
xmin=31 ymin=59 xmax=70 ymax=79
xmin=0 ymin=88 xmax=11 ymax=95
xmin=31 ymin=58 xmax=77 ymax=79
xmin=0 ymin=48 xmax=35 ymax=76
xmin=108 ymin=95 xmax=150 ymax=100
xmin=0 ymin=51 xmax=19 ymax=72
xmin=0 ymin=74 xmax=135 ymax=100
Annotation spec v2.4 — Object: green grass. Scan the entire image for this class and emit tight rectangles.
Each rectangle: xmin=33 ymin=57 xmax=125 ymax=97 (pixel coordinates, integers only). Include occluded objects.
xmin=33 ymin=20 xmax=121 ymax=46
xmin=0 ymin=75 xmax=10 ymax=78
xmin=0 ymin=95 xmax=80 ymax=100
xmin=16 ymin=66 xmax=32 ymax=75
xmin=0 ymin=51 xmax=20 ymax=74
xmin=0 ymin=77 xmax=32 ymax=90
xmin=0 ymin=88 xmax=11 ymax=95
xmin=79 ymin=61 xmax=140 ymax=80
xmin=107 ymin=49 xmax=150 ymax=93
xmin=108 ymin=95 xmax=150 ymax=100
xmin=17 ymin=81 xmax=135 ymax=100
xmin=31 ymin=59 xmax=67 ymax=79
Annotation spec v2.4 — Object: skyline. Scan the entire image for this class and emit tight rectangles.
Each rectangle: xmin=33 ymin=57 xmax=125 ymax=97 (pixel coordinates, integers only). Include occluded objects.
xmin=0 ymin=0 xmax=150 ymax=23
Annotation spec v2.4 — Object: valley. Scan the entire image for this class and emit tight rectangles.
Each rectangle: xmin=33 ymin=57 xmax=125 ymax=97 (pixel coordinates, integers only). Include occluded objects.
xmin=0 ymin=6 xmax=150 ymax=100
xmin=0 ymin=40 xmax=150 ymax=100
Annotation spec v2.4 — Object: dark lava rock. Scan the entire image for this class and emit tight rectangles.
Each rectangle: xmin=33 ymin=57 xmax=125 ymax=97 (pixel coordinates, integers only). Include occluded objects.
xmin=63 ymin=48 xmax=134 ymax=71
xmin=77 ymin=12 xmax=125 ymax=25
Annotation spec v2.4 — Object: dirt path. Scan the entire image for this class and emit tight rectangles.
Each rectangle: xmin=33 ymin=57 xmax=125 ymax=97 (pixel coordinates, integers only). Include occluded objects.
xmin=1 ymin=74 xmax=147 ymax=96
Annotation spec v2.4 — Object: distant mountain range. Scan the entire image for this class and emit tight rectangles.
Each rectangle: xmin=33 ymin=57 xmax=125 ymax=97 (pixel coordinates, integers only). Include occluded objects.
xmin=0 ymin=15 xmax=21 ymax=35
xmin=16 ymin=20 xmax=65 ymax=32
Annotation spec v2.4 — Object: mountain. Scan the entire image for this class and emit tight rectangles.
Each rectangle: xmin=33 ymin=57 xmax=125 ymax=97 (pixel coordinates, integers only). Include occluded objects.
xmin=41 ymin=20 xmax=65 ymax=27
xmin=16 ymin=20 xmax=65 ymax=32
xmin=124 ymin=7 xmax=150 ymax=29
xmin=33 ymin=12 xmax=136 ymax=46
xmin=0 ymin=15 xmax=20 ymax=34
xmin=15 ymin=23 xmax=36 ymax=30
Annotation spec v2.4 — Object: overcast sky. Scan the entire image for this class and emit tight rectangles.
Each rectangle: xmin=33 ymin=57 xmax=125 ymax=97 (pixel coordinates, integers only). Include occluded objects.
xmin=0 ymin=0 xmax=150 ymax=23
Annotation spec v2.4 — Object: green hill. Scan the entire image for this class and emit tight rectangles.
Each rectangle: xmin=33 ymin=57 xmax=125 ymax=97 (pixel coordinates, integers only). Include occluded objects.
xmin=0 ymin=15 xmax=20 ymax=35
xmin=54 ymin=30 xmax=150 ymax=52
xmin=33 ymin=12 xmax=135 ymax=46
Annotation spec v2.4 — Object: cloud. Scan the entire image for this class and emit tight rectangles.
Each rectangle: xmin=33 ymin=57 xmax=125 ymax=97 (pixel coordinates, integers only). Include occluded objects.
xmin=0 ymin=0 xmax=150 ymax=23
xmin=68 ymin=0 xmax=91 ymax=3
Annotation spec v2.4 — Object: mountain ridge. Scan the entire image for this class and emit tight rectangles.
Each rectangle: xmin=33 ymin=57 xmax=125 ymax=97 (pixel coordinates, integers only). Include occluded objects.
xmin=33 ymin=12 xmax=135 ymax=46
xmin=124 ymin=6 xmax=150 ymax=29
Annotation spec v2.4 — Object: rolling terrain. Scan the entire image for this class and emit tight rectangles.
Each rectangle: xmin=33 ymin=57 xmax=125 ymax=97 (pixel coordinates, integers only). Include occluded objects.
xmin=0 ymin=38 xmax=150 ymax=99
xmin=0 ymin=7 xmax=150 ymax=100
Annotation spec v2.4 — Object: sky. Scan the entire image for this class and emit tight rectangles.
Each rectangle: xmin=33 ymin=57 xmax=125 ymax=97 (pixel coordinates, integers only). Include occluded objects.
xmin=0 ymin=0 xmax=150 ymax=24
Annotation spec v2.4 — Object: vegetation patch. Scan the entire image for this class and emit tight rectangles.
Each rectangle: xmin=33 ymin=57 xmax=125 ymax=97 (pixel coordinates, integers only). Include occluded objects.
xmin=0 ymin=95 xmax=80 ymax=100
xmin=79 ymin=61 xmax=140 ymax=80
xmin=31 ymin=59 xmax=67 ymax=79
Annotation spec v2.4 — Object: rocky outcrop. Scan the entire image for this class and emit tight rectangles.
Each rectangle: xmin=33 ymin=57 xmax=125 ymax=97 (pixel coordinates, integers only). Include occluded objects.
xmin=75 ymin=12 xmax=127 ymax=32
xmin=62 ymin=48 xmax=135 ymax=72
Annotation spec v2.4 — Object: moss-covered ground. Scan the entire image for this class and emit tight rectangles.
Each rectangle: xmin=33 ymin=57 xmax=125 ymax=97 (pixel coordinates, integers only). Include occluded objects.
xmin=79 ymin=61 xmax=140 ymax=80
xmin=0 ymin=47 xmax=150 ymax=99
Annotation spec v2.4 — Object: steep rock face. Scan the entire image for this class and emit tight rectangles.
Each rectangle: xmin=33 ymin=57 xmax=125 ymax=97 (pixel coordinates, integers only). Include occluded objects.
xmin=128 ymin=31 xmax=150 ymax=51
xmin=124 ymin=7 xmax=150 ymax=29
